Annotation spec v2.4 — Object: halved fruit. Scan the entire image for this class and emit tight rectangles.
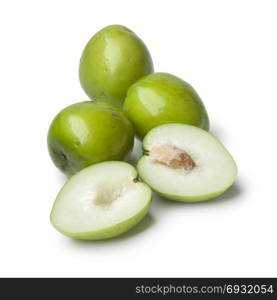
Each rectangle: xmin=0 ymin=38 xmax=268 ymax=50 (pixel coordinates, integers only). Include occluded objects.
xmin=137 ymin=124 xmax=237 ymax=202
xmin=50 ymin=161 xmax=152 ymax=240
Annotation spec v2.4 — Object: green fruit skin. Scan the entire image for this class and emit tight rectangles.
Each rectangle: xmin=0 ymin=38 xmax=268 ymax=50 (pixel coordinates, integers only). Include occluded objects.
xmin=123 ymin=72 xmax=210 ymax=139
xmin=79 ymin=25 xmax=154 ymax=107
xmin=50 ymin=183 xmax=152 ymax=240
xmin=47 ymin=101 xmax=134 ymax=176
xmin=156 ymin=186 xmax=234 ymax=202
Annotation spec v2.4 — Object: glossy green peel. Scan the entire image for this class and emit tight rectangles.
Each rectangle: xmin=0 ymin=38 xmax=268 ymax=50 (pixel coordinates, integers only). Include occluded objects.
xmin=123 ymin=72 xmax=209 ymax=139
xmin=47 ymin=101 xmax=134 ymax=176
xmin=79 ymin=25 xmax=154 ymax=107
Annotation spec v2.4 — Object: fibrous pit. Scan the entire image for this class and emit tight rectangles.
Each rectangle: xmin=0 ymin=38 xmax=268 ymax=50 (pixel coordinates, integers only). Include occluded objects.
xmin=151 ymin=144 xmax=196 ymax=171
xmin=93 ymin=178 xmax=136 ymax=207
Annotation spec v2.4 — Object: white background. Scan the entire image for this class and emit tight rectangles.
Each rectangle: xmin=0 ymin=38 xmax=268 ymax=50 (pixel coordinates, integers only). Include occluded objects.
xmin=0 ymin=0 xmax=276 ymax=277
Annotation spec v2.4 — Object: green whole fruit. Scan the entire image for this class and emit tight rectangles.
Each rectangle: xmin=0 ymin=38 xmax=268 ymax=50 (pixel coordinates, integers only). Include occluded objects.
xmin=123 ymin=72 xmax=210 ymax=139
xmin=47 ymin=101 xmax=134 ymax=176
xmin=79 ymin=25 xmax=154 ymax=107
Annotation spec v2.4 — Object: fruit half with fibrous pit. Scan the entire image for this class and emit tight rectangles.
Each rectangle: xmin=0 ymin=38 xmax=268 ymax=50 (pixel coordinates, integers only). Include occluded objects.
xmin=50 ymin=161 xmax=152 ymax=240
xmin=137 ymin=124 xmax=237 ymax=202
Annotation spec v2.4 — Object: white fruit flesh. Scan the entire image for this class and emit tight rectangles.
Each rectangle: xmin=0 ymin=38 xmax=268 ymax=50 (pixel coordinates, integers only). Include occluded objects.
xmin=137 ymin=124 xmax=237 ymax=201
xmin=50 ymin=161 xmax=152 ymax=239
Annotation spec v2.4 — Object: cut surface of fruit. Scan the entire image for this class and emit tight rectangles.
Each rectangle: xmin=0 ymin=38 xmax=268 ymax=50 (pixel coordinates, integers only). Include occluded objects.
xmin=138 ymin=124 xmax=237 ymax=201
xmin=50 ymin=161 xmax=152 ymax=240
